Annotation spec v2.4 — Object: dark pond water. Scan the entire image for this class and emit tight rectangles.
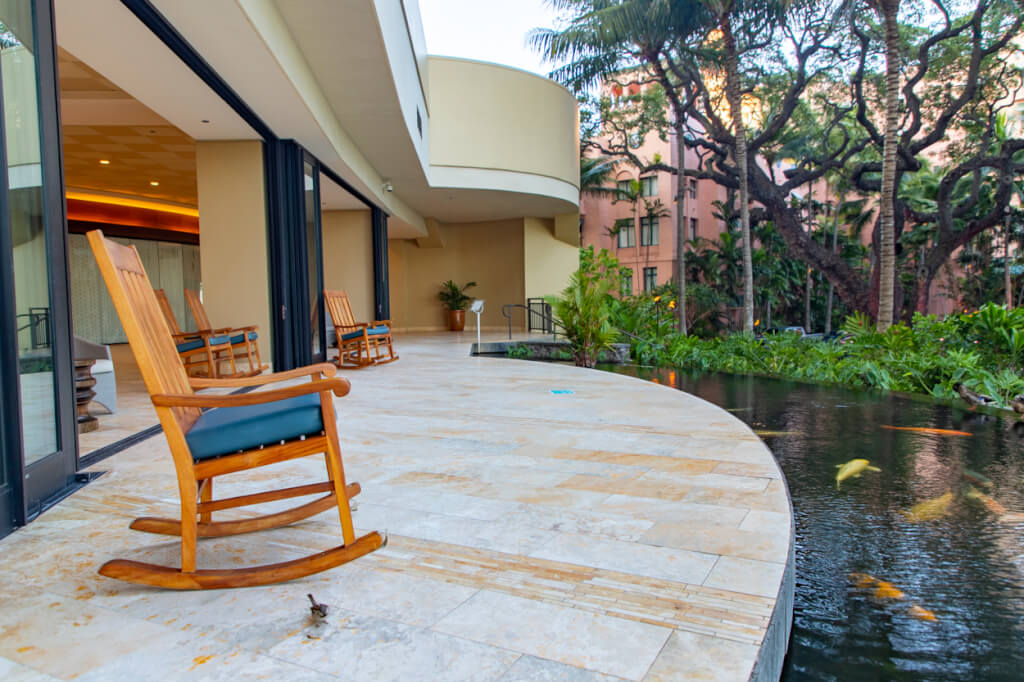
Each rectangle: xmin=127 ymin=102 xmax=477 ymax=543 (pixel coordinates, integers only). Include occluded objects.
xmin=599 ymin=365 xmax=1024 ymax=681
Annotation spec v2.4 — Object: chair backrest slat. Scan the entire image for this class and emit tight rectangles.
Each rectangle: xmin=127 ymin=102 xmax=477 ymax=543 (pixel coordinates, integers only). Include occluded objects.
xmin=185 ymin=289 xmax=214 ymax=332
xmin=87 ymin=230 xmax=200 ymax=429
xmin=154 ymin=289 xmax=183 ymax=336
xmin=324 ymin=290 xmax=359 ymax=332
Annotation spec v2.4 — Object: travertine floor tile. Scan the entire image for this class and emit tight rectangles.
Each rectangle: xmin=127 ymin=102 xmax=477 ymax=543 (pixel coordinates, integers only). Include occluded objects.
xmin=268 ymin=609 xmax=520 ymax=681
xmin=1 ymin=333 xmax=792 ymax=681
xmin=434 ymin=590 xmax=671 ymax=680
xmin=703 ymin=556 xmax=788 ymax=598
xmin=530 ymin=532 xmax=718 ymax=584
xmin=643 ymin=630 xmax=760 ymax=681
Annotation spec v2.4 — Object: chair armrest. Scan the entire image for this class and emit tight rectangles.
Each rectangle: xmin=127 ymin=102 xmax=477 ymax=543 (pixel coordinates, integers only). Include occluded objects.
xmin=209 ymin=325 xmax=258 ymax=335
xmin=189 ymin=362 xmax=336 ymax=389
xmin=154 ymin=376 xmax=350 ymax=408
xmin=372 ymin=320 xmax=391 ymax=327
xmin=171 ymin=331 xmax=202 ymax=341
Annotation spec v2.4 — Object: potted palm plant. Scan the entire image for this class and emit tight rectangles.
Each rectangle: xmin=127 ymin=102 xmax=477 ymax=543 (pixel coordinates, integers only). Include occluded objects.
xmin=438 ymin=280 xmax=477 ymax=331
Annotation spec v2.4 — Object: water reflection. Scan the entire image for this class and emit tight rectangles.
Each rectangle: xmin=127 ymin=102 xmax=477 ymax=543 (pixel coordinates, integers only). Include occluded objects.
xmin=2 ymin=1 xmax=59 ymax=463
xmin=600 ymin=365 xmax=1024 ymax=681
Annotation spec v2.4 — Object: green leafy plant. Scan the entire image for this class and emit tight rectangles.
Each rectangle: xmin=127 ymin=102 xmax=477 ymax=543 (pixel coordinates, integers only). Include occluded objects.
xmin=438 ymin=280 xmax=477 ymax=311
xmin=546 ymin=270 xmax=618 ymax=368
xmin=507 ymin=343 xmax=530 ymax=360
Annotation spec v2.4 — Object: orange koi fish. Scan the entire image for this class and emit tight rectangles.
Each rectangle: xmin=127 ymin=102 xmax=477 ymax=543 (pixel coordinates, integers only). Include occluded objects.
xmin=881 ymin=425 xmax=972 ymax=436
xmin=849 ymin=573 xmax=905 ymax=600
xmin=965 ymin=486 xmax=1008 ymax=517
xmin=908 ymin=604 xmax=938 ymax=622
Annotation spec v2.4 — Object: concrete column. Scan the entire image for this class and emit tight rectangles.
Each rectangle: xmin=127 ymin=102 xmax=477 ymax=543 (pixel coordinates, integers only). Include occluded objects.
xmin=524 ymin=216 xmax=579 ymax=301
xmin=195 ymin=140 xmax=271 ymax=362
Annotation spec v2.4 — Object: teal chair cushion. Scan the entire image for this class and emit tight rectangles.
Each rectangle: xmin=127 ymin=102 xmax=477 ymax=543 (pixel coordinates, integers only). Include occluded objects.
xmin=340 ymin=325 xmax=389 ymax=341
xmin=185 ymin=392 xmax=326 ymax=461
xmin=230 ymin=331 xmax=258 ymax=345
xmin=177 ymin=335 xmax=230 ymax=353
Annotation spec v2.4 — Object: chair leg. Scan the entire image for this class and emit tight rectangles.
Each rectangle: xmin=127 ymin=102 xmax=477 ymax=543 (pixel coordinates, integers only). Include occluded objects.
xmin=320 ymin=397 xmax=356 ymax=545
xmin=204 ymin=346 xmax=217 ymax=378
xmin=179 ymin=478 xmax=198 ymax=573
xmin=199 ymin=478 xmax=212 ymax=525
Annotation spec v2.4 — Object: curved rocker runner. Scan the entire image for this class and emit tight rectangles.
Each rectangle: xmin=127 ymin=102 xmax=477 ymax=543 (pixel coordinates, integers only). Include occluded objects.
xmin=87 ymin=229 xmax=382 ymax=589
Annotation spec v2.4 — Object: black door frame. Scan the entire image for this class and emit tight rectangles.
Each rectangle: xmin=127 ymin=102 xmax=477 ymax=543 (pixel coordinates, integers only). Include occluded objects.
xmin=302 ymin=152 xmax=326 ymax=364
xmin=0 ymin=0 xmax=78 ymax=536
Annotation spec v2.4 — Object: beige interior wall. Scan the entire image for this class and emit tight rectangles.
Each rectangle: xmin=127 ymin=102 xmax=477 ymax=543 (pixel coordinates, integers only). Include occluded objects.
xmin=195 ymin=140 xmax=271 ymax=360
xmin=388 ymin=219 xmax=526 ymax=331
xmin=524 ymin=217 xmax=579 ymax=301
xmin=321 ymin=210 xmax=374 ymax=323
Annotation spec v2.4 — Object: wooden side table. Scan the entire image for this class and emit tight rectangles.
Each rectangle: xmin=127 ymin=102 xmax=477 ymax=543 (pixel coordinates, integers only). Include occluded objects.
xmin=75 ymin=359 xmax=98 ymax=433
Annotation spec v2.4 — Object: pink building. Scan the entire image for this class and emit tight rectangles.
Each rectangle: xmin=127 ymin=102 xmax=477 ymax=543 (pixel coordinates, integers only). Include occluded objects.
xmin=580 ymin=126 xmax=727 ymax=294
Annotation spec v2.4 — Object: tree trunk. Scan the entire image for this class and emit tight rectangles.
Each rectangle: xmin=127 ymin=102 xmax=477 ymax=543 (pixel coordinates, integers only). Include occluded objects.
xmin=675 ymin=120 xmax=688 ymax=335
xmin=805 ymin=181 xmax=813 ymax=332
xmin=825 ymin=194 xmax=841 ymax=333
xmin=722 ymin=21 xmax=754 ymax=333
xmin=1005 ymin=213 xmax=1013 ymax=309
xmin=876 ymin=0 xmax=900 ymax=331
xmin=914 ymin=274 xmax=932 ymax=315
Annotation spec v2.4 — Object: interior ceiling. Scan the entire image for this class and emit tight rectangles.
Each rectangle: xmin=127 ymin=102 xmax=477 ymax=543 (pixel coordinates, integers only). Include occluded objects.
xmin=58 ymin=49 xmax=364 ymax=213
xmin=59 ymin=49 xmax=198 ymax=206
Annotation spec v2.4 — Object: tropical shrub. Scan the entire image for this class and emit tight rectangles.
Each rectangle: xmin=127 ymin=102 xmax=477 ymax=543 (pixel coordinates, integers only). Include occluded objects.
xmin=616 ymin=301 xmax=1024 ymax=411
xmin=546 ymin=269 xmax=618 ymax=368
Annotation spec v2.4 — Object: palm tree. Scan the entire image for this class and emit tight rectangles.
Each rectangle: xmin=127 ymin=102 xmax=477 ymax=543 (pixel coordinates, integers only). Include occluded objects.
xmin=699 ymin=0 xmax=789 ymax=332
xmin=581 ymin=155 xmax=619 ymax=197
xmin=871 ymin=0 xmax=901 ymax=330
xmin=533 ymin=1 xmax=713 ymax=337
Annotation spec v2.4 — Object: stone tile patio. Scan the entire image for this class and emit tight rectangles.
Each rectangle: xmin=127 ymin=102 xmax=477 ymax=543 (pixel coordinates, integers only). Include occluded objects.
xmin=0 ymin=333 xmax=793 ymax=681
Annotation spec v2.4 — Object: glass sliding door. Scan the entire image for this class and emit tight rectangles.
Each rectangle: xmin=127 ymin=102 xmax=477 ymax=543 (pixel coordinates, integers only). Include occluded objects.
xmin=0 ymin=0 xmax=76 ymax=532
xmin=303 ymin=157 xmax=325 ymax=363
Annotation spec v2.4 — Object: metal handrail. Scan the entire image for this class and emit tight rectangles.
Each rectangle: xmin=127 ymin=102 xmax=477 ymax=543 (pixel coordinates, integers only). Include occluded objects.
xmin=501 ymin=304 xmax=565 ymax=341
xmin=500 ymin=302 xmax=646 ymax=344
xmin=16 ymin=308 xmax=50 ymax=349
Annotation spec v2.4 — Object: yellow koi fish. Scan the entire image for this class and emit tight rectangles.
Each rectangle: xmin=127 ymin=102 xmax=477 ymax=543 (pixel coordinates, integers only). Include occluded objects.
xmin=881 ymin=425 xmax=972 ymax=437
xmin=835 ymin=459 xmax=881 ymax=489
xmin=902 ymin=492 xmax=954 ymax=522
xmin=965 ymin=486 xmax=1007 ymax=517
xmin=908 ymin=604 xmax=938 ymax=622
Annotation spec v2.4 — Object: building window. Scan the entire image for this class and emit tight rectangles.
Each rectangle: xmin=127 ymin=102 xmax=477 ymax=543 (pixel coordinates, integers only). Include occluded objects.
xmin=643 ymin=267 xmax=657 ymax=292
xmin=687 ymin=179 xmax=697 ymax=199
xmin=616 ymin=179 xmax=632 ymax=200
xmin=690 ymin=218 xmax=698 ymax=240
xmin=616 ymin=219 xmax=635 ymax=248
xmin=621 ymin=270 xmax=633 ymax=296
xmin=640 ymin=216 xmax=659 ymax=246
xmin=640 ymin=175 xmax=658 ymax=197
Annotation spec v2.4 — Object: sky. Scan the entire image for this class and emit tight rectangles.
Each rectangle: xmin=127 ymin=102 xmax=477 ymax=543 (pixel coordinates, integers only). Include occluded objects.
xmin=417 ymin=0 xmax=562 ymax=77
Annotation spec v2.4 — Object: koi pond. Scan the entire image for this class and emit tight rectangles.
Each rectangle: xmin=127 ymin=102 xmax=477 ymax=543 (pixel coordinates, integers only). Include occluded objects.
xmin=599 ymin=365 xmax=1024 ymax=681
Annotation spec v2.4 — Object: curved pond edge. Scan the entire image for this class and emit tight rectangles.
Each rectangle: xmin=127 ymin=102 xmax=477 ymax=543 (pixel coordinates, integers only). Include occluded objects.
xmin=582 ymin=362 xmax=797 ymax=681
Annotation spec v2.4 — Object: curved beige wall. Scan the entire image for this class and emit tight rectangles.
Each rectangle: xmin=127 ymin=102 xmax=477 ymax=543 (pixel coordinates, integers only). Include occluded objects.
xmin=427 ymin=57 xmax=580 ymax=202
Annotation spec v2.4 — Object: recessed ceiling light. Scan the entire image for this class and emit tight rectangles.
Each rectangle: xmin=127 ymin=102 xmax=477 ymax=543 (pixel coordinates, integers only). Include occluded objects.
xmin=99 ymin=159 xmax=110 ymax=165
xmin=150 ymin=181 xmax=160 ymax=186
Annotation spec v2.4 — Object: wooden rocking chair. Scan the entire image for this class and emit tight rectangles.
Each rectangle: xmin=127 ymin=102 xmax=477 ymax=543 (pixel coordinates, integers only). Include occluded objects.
xmin=88 ymin=230 xmax=383 ymax=589
xmin=324 ymin=289 xmax=398 ymax=369
xmin=185 ymin=289 xmax=268 ymax=377
xmin=154 ymin=288 xmax=236 ymax=378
